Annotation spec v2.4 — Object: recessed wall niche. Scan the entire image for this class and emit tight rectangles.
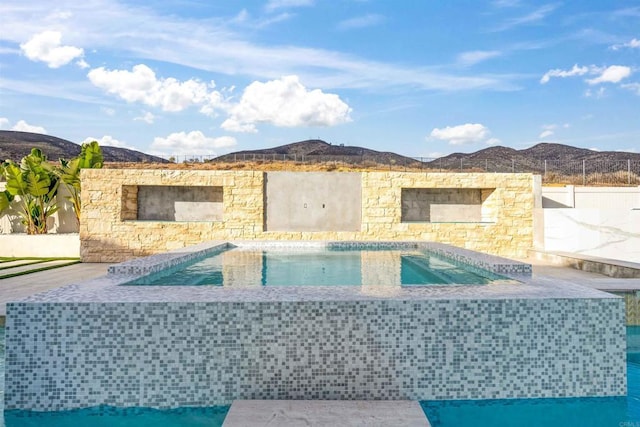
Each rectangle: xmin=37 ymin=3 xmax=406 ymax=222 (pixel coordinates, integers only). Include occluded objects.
xmin=123 ymin=185 xmax=223 ymax=221
xmin=401 ymin=188 xmax=496 ymax=223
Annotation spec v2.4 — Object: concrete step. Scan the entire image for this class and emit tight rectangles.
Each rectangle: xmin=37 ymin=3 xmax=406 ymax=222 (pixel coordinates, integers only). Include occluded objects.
xmin=222 ymin=400 xmax=431 ymax=427
xmin=529 ymin=249 xmax=640 ymax=279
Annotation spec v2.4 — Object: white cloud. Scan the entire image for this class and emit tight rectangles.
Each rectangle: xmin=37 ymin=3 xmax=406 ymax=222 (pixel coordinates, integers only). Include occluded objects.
xmin=429 ymin=123 xmax=491 ymax=145
xmin=485 ymin=137 xmax=501 ymax=146
xmin=611 ymin=38 xmax=640 ymax=50
xmin=232 ymin=8 xmax=250 ymax=23
xmin=585 ymin=87 xmax=606 ymax=98
xmin=87 ymin=64 xmax=226 ymax=113
xmin=539 ymin=124 xmax=556 ymax=139
xmin=541 ymin=64 xmax=632 ymax=87
xmin=0 ymin=117 xmax=9 ymax=129
xmin=20 ymin=31 xmax=84 ymax=68
xmin=221 ymin=75 xmax=352 ymax=133
xmin=538 ymin=123 xmax=569 ymax=139
xmin=337 ymin=14 xmax=384 ymax=31
xmin=12 ymin=120 xmax=47 ymax=134
xmin=492 ymin=0 xmax=521 ymax=7
xmin=265 ymin=0 xmax=314 ymax=12
xmin=0 ymin=46 xmax=21 ymax=55
xmin=0 ymin=1 xmax=515 ymax=93
xmin=76 ymin=59 xmax=90 ymax=69
xmin=46 ymin=10 xmax=73 ymax=21
xmin=231 ymin=9 xmax=292 ymax=29
xmin=457 ymin=50 xmax=502 ymax=66
xmin=621 ymin=82 xmax=640 ymax=95
xmin=539 ymin=130 xmax=554 ymax=139
xmin=586 ymin=65 xmax=632 ymax=85
xmin=150 ymin=131 xmax=237 ymax=155
xmin=83 ymin=135 xmax=135 ymax=150
xmin=492 ymin=4 xmax=558 ymax=32
xmin=134 ymin=111 xmax=155 ymax=124
xmin=540 ymin=64 xmax=590 ymax=84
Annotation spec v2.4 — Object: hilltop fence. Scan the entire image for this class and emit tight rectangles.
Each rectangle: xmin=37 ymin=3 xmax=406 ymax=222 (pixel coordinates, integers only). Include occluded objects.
xmin=163 ymin=154 xmax=640 ymax=186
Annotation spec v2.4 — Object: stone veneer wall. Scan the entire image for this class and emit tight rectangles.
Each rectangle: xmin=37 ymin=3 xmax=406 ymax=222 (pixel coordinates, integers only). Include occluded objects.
xmin=621 ymin=292 xmax=640 ymax=325
xmin=5 ymin=297 xmax=625 ymax=410
xmin=81 ymin=170 xmax=535 ymax=262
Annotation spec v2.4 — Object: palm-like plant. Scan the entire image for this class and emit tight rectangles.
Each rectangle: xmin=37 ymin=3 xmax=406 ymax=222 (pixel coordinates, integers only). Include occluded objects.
xmin=57 ymin=141 xmax=103 ymax=224
xmin=0 ymin=148 xmax=60 ymax=234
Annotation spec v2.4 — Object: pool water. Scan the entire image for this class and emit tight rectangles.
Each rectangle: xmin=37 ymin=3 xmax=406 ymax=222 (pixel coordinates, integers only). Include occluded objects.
xmin=124 ymin=248 xmax=507 ymax=286
xmin=3 ymin=406 xmax=229 ymax=427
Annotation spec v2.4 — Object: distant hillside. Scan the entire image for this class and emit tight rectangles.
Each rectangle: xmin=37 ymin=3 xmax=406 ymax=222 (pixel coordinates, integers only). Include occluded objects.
xmin=0 ymin=131 xmax=168 ymax=163
xmin=213 ymin=139 xmax=421 ymax=165
xmin=426 ymin=143 xmax=640 ymax=173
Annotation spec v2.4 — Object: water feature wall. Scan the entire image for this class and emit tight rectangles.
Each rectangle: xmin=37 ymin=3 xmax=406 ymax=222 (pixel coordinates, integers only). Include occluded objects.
xmin=80 ymin=170 xmax=537 ymax=262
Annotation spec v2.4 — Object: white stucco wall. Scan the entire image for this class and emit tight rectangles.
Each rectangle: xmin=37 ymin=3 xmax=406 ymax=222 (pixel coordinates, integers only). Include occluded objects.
xmin=0 ymin=234 xmax=80 ymax=257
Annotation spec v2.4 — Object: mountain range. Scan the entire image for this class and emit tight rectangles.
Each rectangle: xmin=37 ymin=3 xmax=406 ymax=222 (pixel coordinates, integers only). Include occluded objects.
xmin=2 ymin=131 xmax=638 ymax=174
xmin=0 ymin=131 xmax=167 ymax=163
xmin=214 ymin=139 xmax=640 ymax=174
xmin=212 ymin=139 xmax=418 ymax=165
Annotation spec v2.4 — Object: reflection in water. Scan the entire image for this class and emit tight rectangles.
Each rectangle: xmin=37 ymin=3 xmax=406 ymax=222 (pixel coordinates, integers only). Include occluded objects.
xmin=123 ymin=248 xmax=502 ymax=287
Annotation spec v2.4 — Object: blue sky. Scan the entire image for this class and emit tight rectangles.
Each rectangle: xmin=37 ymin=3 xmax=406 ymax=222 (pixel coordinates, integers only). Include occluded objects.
xmin=0 ymin=0 xmax=639 ymax=158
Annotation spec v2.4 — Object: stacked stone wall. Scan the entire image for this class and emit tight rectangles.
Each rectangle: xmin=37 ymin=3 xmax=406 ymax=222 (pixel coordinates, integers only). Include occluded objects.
xmin=81 ymin=170 xmax=534 ymax=262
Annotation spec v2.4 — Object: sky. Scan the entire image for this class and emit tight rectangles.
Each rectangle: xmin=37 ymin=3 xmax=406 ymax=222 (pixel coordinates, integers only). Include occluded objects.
xmin=0 ymin=0 xmax=639 ymax=159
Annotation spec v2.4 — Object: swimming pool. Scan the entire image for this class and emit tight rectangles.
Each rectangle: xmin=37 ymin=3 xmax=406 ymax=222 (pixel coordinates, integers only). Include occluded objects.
xmin=122 ymin=247 xmax=510 ymax=286
xmin=4 ymin=241 xmax=623 ymax=414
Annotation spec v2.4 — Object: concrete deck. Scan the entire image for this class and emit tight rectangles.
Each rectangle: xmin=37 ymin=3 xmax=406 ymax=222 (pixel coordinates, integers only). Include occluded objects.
xmin=222 ymin=400 xmax=430 ymax=427
xmin=0 ymin=263 xmax=110 ymax=317
xmin=529 ymin=249 xmax=640 ymax=279
xmin=529 ymin=258 xmax=640 ymax=291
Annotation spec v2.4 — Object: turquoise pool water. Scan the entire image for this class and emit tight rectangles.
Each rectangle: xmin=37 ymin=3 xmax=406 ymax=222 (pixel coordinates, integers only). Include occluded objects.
xmin=123 ymin=248 xmax=507 ymax=286
xmin=3 ymin=406 xmax=229 ymax=427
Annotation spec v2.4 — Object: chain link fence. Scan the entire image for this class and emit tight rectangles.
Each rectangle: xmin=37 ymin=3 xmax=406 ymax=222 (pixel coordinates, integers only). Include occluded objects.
xmin=164 ymin=154 xmax=640 ymax=186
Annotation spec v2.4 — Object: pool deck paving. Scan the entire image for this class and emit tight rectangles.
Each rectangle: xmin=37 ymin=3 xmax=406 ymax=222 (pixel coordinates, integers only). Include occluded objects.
xmin=528 ymin=258 xmax=640 ymax=291
xmin=222 ymin=400 xmax=430 ymax=427
xmin=0 ymin=263 xmax=110 ymax=317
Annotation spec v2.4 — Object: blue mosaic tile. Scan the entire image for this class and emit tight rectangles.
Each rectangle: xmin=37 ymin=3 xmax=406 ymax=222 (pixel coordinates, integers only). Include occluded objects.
xmin=3 ymin=241 xmax=625 ymax=411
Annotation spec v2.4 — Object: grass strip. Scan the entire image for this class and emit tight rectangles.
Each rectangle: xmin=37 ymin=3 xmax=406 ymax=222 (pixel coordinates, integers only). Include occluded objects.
xmin=0 ymin=258 xmax=58 ymax=271
xmin=0 ymin=257 xmax=79 ymax=262
xmin=0 ymin=260 xmax=82 ymax=280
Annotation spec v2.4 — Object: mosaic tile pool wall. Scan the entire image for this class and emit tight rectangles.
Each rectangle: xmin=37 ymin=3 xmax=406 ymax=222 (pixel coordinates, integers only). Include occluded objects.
xmin=5 ymin=297 xmax=625 ymax=411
